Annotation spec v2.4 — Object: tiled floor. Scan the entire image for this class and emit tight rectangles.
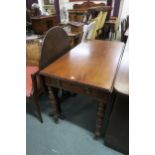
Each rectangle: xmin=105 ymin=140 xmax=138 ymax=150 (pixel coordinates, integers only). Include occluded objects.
xmin=26 ymin=94 xmax=123 ymax=155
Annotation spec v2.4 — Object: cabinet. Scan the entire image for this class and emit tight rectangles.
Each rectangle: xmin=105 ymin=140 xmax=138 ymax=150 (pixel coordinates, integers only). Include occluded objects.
xmin=31 ymin=15 xmax=58 ymax=34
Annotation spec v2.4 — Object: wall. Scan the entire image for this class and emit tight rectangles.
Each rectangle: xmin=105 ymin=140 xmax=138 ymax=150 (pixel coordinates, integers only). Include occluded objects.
xmin=120 ymin=0 xmax=129 ymax=20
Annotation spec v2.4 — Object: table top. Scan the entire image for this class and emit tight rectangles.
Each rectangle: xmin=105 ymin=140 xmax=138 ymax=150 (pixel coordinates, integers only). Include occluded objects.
xmin=124 ymin=28 xmax=129 ymax=37
xmin=40 ymin=40 xmax=124 ymax=92
xmin=114 ymin=39 xmax=129 ymax=95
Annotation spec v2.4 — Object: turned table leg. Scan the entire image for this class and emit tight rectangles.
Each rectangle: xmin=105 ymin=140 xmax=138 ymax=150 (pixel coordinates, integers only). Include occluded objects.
xmin=47 ymin=86 xmax=59 ymax=123
xmin=94 ymin=101 xmax=106 ymax=139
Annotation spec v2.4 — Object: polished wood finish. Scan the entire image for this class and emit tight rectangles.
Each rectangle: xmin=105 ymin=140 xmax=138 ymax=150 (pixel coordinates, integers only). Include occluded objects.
xmin=31 ymin=15 xmax=58 ymax=34
xmin=41 ymin=41 xmax=124 ymax=91
xmin=40 ymin=40 xmax=124 ymax=137
xmin=114 ymin=39 xmax=129 ymax=95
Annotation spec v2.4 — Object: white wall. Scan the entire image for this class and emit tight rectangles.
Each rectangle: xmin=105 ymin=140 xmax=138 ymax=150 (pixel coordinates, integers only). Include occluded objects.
xmin=120 ymin=0 xmax=129 ymax=20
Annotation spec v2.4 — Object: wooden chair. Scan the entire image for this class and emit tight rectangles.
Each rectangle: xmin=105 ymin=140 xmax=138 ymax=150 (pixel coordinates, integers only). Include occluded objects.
xmin=39 ymin=26 xmax=71 ymax=117
xmin=39 ymin=26 xmax=71 ymax=70
xmin=97 ymin=11 xmax=108 ymax=37
xmin=26 ymin=26 xmax=71 ymax=122
xmin=90 ymin=11 xmax=104 ymax=39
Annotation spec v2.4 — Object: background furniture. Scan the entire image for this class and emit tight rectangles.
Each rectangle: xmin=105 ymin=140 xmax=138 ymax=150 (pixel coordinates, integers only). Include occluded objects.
xmin=105 ymin=17 xmax=118 ymax=39
xmin=40 ymin=40 xmax=124 ymax=138
xmin=68 ymin=1 xmax=106 ymax=22
xmin=31 ymin=15 xmax=58 ymax=34
xmin=104 ymin=40 xmax=129 ymax=154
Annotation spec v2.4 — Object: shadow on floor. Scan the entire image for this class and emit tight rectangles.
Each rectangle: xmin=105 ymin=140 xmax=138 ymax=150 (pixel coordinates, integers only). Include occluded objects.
xmin=26 ymin=94 xmax=99 ymax=133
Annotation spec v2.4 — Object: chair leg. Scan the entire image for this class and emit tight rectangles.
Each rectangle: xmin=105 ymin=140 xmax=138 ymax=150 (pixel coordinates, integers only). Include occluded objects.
xmin=32 ymin=95 xmax=43 ymax=123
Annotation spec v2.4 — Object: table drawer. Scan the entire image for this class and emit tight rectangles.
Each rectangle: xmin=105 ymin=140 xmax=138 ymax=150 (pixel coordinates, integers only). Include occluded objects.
xmin=45 ymin=77 xmax=109 ymax=101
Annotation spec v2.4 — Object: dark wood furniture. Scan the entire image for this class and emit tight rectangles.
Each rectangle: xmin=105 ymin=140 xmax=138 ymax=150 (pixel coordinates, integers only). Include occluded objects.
xmin=31 ymin=15 xmax=58 ymax=34
xmin=105 ymin=18 xmax=118 ymax=39
xmin=104 ymin=40 xmax=129 ymax=154
xmin=39 ymin=26 xmax=71 ymax=70
xmin=40 ymin=40 xmax=124 ymax=137
xmin=26 ymin=27 xmax=72 ymax=123
xmin=68 ymin=1 xmax=106 ymax=22
xmin=73 ymin=1 xmax=105 ymax=9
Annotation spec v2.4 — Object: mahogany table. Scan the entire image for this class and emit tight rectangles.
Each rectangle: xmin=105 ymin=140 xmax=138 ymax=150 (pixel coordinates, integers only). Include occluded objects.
xmin=40 ymin=40 xmax=124 ymax=137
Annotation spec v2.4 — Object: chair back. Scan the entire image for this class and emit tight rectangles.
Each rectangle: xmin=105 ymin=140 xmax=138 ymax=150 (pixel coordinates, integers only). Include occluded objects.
xmin=91 ymin=11 xmax=103 ymax=39
xmin=39 ymin=26 xmax=71 ymax=70
xmin=81 ymin=21 xmax=96 ymax=41
xmin=98 ymin=11 xmax=108 ymax=29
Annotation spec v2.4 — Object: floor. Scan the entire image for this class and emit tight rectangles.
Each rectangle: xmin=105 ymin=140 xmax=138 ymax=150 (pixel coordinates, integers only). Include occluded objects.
xmin=26 ymin=94 xmax=123 ymax=155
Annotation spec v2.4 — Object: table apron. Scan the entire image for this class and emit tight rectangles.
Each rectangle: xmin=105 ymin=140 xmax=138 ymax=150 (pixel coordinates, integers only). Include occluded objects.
xmin=44 ymin=77 xmax=110 ymax=102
